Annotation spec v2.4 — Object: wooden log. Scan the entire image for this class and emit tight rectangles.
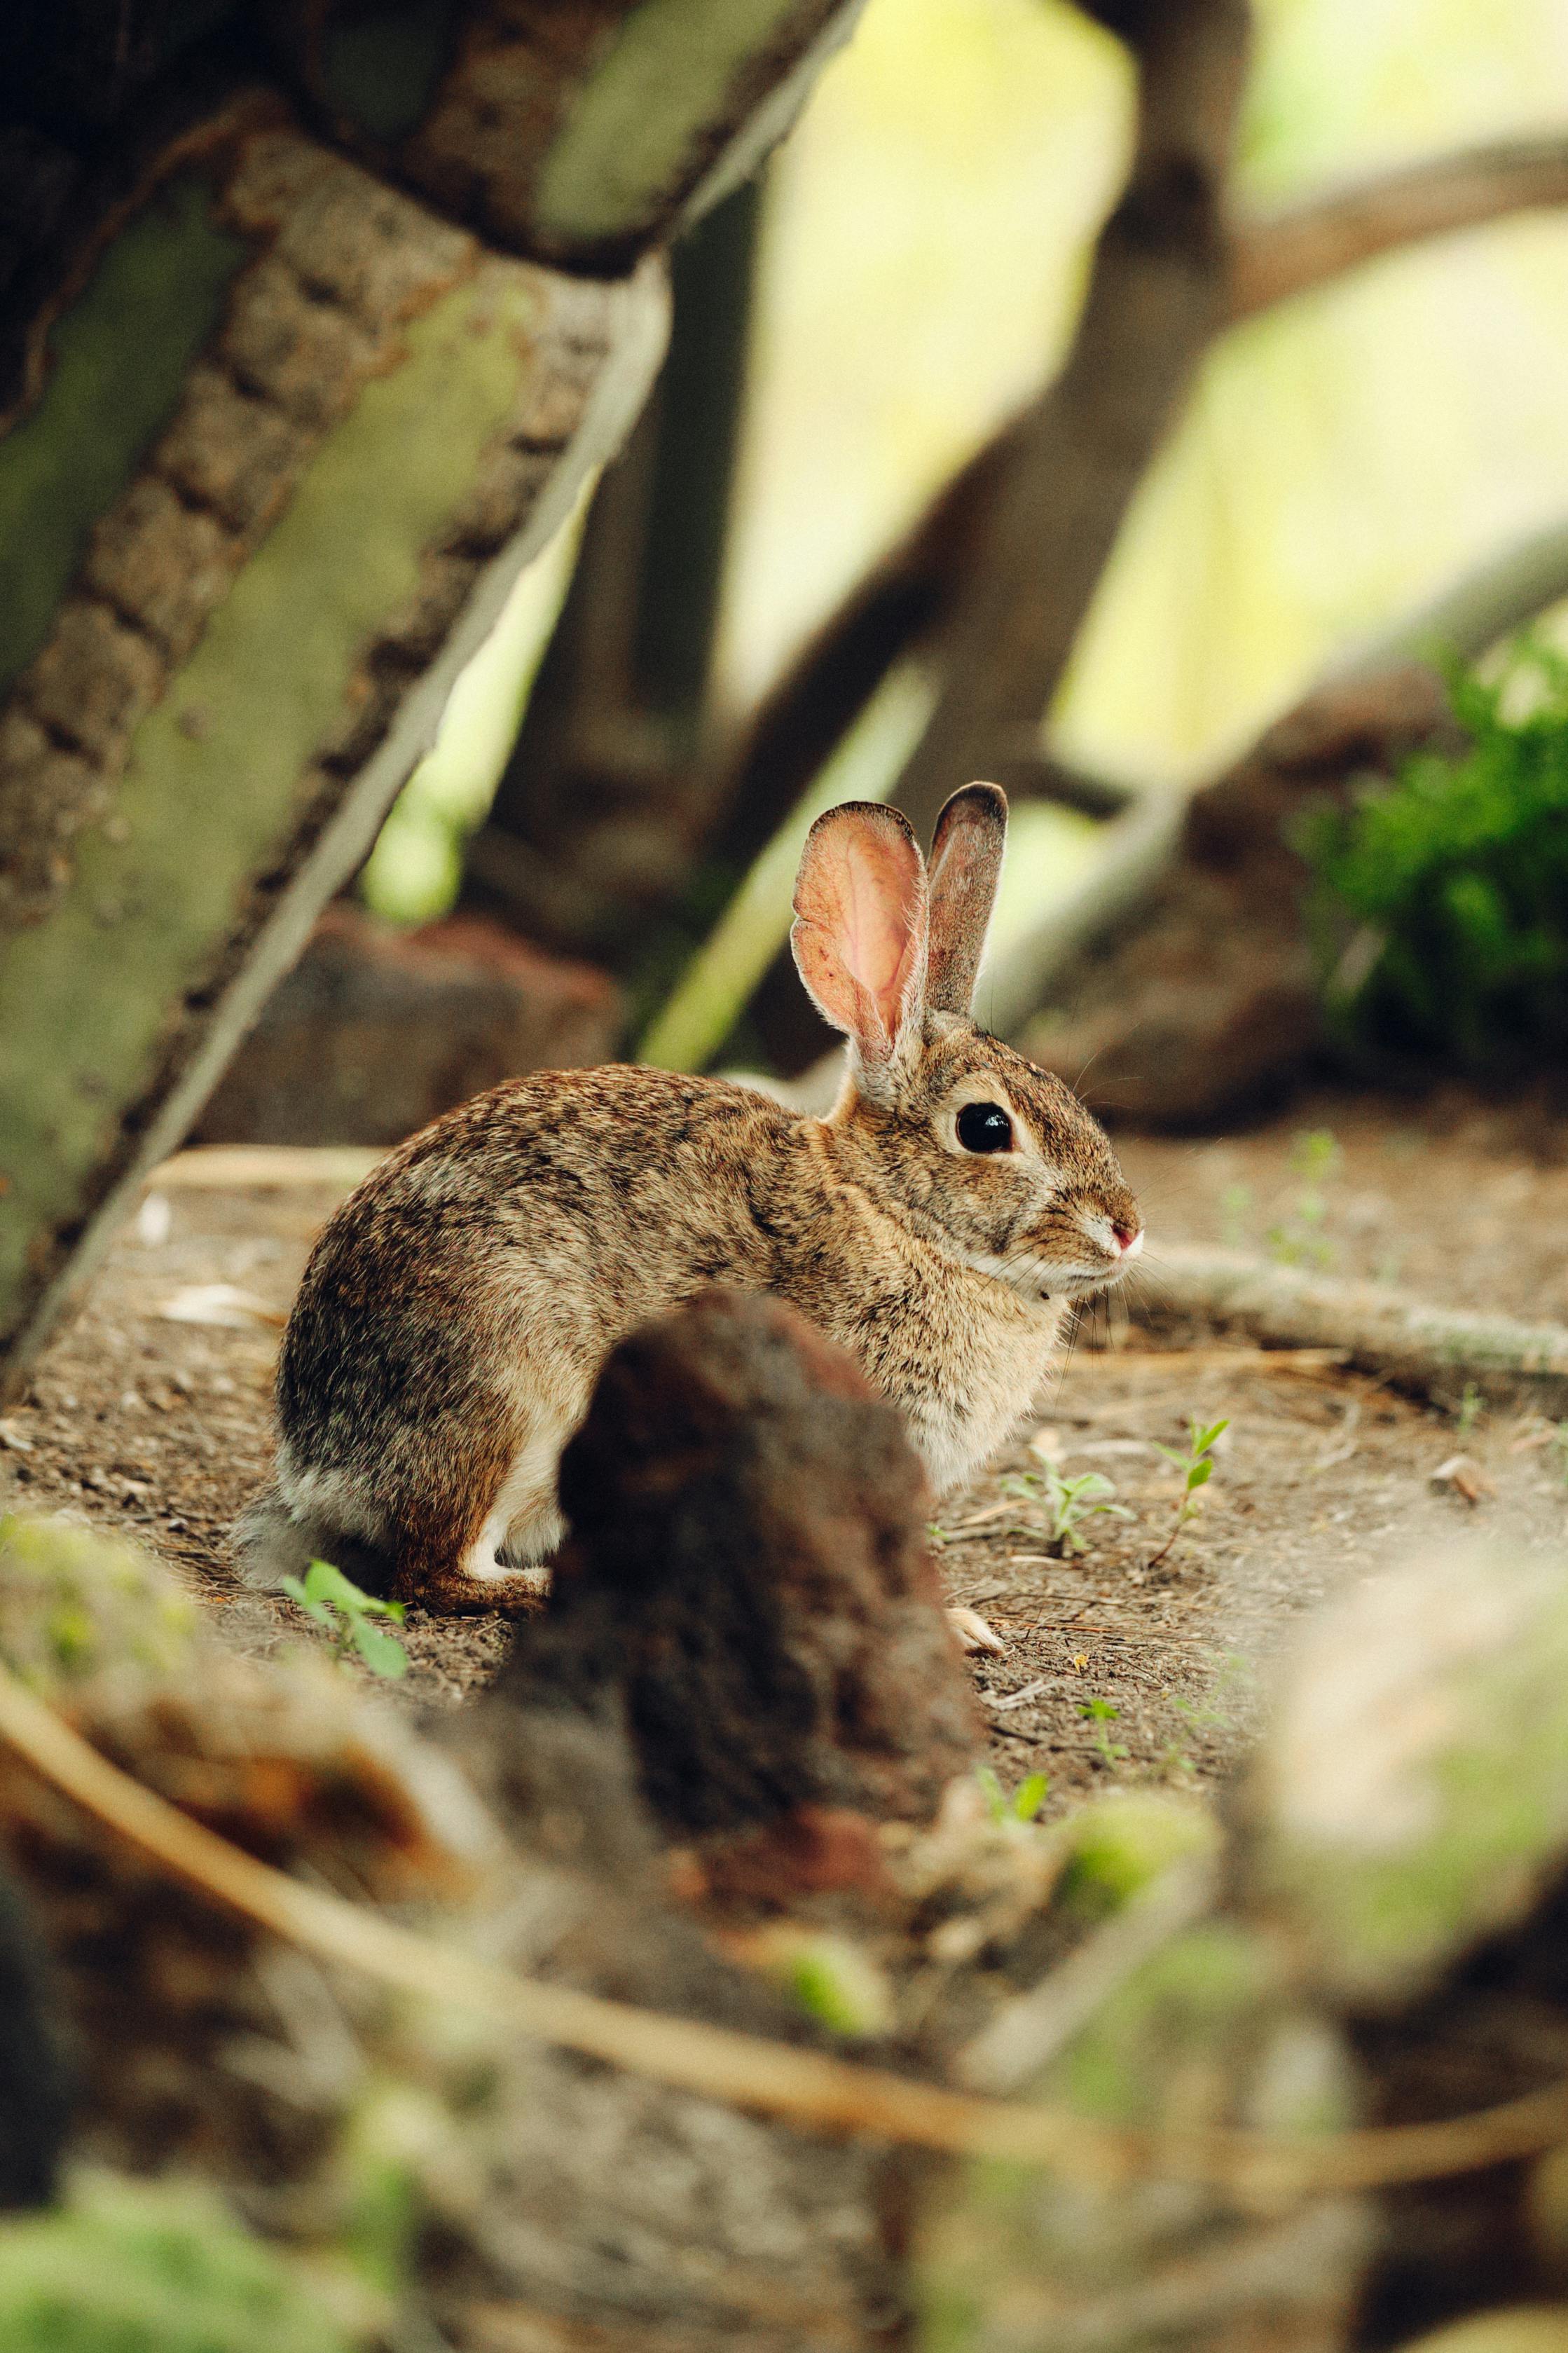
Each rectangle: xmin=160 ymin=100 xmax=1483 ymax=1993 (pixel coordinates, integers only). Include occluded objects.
xmin=1129 ymin=1247 xmax=1568 ymax=1411
xmin=0 ymin=103 xmax=669 ymax=1399
xmin=268 ymin=0 xmax=868 ymax=272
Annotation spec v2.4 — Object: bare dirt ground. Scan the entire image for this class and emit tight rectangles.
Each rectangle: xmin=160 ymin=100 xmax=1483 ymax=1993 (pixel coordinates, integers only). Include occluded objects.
xmin=3 ymin=1084 xmax=1566 ymax=1816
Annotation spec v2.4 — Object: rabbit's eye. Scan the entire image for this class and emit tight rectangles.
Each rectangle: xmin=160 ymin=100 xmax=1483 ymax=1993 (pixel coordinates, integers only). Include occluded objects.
xmin=956 ymin=1101 xmax=1014 ymax=1154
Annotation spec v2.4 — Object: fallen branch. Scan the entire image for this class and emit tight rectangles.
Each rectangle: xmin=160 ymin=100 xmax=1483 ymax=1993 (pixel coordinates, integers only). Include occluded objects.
xmin=6 ymin=1654 xmax=1568 ymax=2198
xmin=1133 ymin=1247 xmax=1568 ymax=1409
xmin=1230 ymin=133 xmax=1568 ymax=320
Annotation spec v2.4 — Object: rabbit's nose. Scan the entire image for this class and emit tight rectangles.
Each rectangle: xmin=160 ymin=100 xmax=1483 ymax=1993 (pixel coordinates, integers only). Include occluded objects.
xmin=1112 ymin=1223 xmax=1142 ymax=1256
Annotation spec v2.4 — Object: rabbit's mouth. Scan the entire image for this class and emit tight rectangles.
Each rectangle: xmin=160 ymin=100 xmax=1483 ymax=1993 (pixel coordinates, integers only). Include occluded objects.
xmin=970 ymin=1240 xmax=1139 ymax=1305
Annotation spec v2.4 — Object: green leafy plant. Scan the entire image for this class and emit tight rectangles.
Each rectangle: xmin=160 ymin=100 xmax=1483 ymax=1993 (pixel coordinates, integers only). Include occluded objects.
xmin=280 ymin=1559 xmax=408 ymax=1680
xmin=1302 ymin=639 xmax=1568 ymax=1065
xmin=1078 ymin=1696 xmax=1128 ymax=1769
xmin=975 ymin=1764 xmax=1050 ymax=1824
xmin=1147 ymin=1417 xmax=1229 ymax=1573
xmin=1001 ymin=1466 xmax=1131 ymax=1557
xmin=1455 ymin=1380 xmax=1485 ymax=1439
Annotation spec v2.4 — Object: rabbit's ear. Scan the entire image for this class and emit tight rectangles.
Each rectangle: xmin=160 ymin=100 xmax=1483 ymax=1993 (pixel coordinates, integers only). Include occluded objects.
xmin=926 ymin=782 xmax=1007 ymax=1017
xmin=792 ymin=802 xmax=928 ymax=1093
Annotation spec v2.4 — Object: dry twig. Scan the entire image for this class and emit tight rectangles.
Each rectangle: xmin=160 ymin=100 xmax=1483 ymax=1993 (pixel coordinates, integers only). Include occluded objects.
xmin=5 ymin=1659 xmax=1568 ymax=2199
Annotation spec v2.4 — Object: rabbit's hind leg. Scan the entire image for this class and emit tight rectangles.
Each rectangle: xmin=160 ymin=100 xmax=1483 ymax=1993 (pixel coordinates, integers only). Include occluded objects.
xmin=389 ymin=1434 xmax=555 ymax=1617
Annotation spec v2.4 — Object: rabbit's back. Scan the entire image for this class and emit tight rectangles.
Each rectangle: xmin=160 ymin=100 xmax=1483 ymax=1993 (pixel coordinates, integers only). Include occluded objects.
xmin=268 ymin=1067 xmax=804 ymax=1598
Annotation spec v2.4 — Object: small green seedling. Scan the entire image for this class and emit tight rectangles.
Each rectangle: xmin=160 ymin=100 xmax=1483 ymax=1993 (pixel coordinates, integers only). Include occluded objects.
xmin=1146 ymin=1415 xmax=1229 ymax=1573
xmin=785 ymin=1935 xmax=894 ymax=2038
xmin=1002 ymin=1465 xmax=1132 ymax=1557
xmin=1078 ymin=1696 xmax=1128 ymax=1769
xmin=280 ymin=1558 xmax=409 ymax=1680
xmin=1455 ymin=1380 xmax=1485 ymax=1438
xmin=976 ymin=1765 xmax=1050 ymax=1824
xmin=1266 ymin=1129 xmax=1342 ymax=1268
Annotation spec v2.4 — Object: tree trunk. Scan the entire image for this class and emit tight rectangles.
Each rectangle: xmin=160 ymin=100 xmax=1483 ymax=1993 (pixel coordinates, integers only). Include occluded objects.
xmin=462 ymin=179 xmax=765 ymax=970
xmin=0 ymin=3 xmax=863 ymax=1399
xmin=888 ymin=0 xmax=1250 ymax=846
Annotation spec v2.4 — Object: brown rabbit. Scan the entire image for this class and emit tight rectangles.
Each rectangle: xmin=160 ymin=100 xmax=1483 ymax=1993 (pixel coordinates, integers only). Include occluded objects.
xmin=235 ymin=786 xmax=1142 ymax=1614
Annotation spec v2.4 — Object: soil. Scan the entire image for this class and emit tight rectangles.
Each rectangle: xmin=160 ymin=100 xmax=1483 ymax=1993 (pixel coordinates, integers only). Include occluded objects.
xmin=3 ymin=1085 xmax=1566 ymax=1817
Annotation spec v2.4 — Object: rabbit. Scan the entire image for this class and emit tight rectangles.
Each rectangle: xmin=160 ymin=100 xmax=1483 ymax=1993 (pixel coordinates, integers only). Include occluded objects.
xmin=234 ymin=783 xmax=1143 ymax=1620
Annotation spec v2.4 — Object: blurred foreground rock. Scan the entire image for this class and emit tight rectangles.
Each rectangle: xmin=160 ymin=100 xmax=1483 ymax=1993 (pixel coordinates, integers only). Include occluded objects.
xmin=497 ymin=1289 xmax=981 ymax=1848
xmin=195 ymin=904 xmax=621 ymax=1146
xmin=921 ymin=1536 xmax=1568 ymax=2353
xmin=0 ymin=1509 xmax=905 ymax=2349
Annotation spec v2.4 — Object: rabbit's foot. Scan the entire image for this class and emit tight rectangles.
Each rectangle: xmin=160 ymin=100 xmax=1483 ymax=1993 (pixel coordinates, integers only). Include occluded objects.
xmin=399 ymin=1561 xmax=550 ymax=1616
xmin=947 ymin=1604 xmax=1005 ymax=1656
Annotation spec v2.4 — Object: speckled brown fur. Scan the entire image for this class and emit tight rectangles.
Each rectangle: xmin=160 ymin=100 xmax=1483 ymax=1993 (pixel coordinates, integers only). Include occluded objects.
xmin=236 ymin=788 xmax=1141 ymax=1608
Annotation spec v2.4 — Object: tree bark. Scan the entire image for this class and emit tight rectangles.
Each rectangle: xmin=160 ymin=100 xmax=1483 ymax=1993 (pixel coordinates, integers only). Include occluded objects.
xmin=0 ymin=1 xmax=866 ymax=1398
xmin=462 ymin=179 xmax=766 ymax=968
xmin=888 ymin=0 xmax=1251 ymax=846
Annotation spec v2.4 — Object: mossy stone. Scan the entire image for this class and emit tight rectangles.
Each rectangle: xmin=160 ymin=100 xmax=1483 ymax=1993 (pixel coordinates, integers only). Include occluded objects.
xmin=1249 ymin=1544 xmax=1568 ymax=2007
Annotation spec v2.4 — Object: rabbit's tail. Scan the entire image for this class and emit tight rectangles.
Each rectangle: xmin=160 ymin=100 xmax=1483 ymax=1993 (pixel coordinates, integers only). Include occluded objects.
xmin=229 ymin=1481 xmax=396 ymax=1598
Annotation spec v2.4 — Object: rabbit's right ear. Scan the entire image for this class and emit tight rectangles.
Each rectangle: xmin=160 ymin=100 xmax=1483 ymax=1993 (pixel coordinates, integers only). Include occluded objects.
xmin=792 ymin=802 xmax=927 ymax=1097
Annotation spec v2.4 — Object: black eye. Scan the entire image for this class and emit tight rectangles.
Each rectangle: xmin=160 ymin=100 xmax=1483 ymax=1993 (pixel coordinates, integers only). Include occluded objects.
xmin=956 ymin=1101 xmax=1014 ymax=1155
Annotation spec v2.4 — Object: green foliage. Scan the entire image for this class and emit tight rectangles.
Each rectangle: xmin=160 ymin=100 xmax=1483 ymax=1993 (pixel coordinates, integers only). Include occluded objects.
xmin=1000 ymin=1466 xmax=1130 ymax=1558
xmin=1076 ymin=1696 xmax=1128 ymax=1769
xmin=976 ymin=1766 xmax=1050 ymax=1825
xmin=0 ymin=1515 xmax=196 ymax=1693
xmin=757 ymin=1933 xmax=893 ymax=2038
xmin=1302 ymin=642 xmax=1568 ymax=1064
xmin=1146 ymin=1417 xmax=1228 ymax=1571
xmin=280 ymin=1560 xmax=408 ymax=1680
xmin=1057 ymin=1791 xmax=1220 ymax=1921
xmin=1267 ymin=1128 xmax=1341 ymax=1267
xmin=0 ymin=2170 xmax=353 ymax=2352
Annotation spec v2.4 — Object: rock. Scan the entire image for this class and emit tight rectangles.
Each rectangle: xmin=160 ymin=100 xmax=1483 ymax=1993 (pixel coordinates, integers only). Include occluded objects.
xmin=195 ymin=904 xmax=620 ymax=1146
xmin=0 ymin=1511 xmax=498 ymax=2176
xmin=1244 ymin=1543 xmax=1568 ymax=2010
xmin=498 ymin=1288 xmax=982 ymax=1839
xmin=915 ymin=1915 xmax=1367 ymax=2353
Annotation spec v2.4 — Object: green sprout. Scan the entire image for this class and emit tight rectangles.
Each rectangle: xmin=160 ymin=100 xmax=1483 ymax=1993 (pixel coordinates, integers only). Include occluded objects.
xmin=1002 ymin=1465 xmax=1132 ymax=1558
xmin=280 ymin=1558 xmax=409 ymax=1680
xmin=976 ymin=1765 xmax=1050 ymax=1824
xmin=1266 ymin=1129 xmax=1342 ymax=1267
xmin=1078 ymin=1696 xmax=1129 ymax=1769
xmin=1146 ymin=1416 xmax=1229 ymax=1574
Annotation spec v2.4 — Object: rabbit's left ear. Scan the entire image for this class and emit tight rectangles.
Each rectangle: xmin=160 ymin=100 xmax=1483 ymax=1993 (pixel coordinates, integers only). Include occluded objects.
xmin=926 ymin=783 xmax=1007 ymax=1016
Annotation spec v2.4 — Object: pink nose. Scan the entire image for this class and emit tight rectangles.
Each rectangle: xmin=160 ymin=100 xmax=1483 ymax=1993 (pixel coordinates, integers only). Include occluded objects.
xmin=1113 ymin=1223 xmax=1140 ymax=1254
